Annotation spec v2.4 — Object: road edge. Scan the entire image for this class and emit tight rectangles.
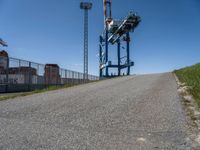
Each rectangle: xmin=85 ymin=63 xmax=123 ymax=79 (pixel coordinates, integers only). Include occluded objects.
xmin=173 ymin=73 xmax=200 ymax=147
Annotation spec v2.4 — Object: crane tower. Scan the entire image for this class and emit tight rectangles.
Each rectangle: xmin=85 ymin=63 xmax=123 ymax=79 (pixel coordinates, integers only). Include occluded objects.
xmin=99 ymin=0 xmax=141 ymax=78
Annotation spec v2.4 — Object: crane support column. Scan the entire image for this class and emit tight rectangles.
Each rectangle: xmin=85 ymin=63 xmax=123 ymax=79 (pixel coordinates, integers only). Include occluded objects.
xmin=126 ymin=32 xmax=130 ymax=75
xmin=117 ymin=40 xmax=121 ymax=76
xmin=99 ymin=36 xmax=103 ymax=77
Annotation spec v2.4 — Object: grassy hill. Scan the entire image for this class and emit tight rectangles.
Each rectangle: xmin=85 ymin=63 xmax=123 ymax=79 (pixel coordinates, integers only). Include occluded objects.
xmin=174 ymin=63 xmax=200 ymax=106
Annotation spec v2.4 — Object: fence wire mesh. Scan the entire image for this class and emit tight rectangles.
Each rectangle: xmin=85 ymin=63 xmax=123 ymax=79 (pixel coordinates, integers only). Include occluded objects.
xmin=0 ymin=56 xmax=99 ymax=93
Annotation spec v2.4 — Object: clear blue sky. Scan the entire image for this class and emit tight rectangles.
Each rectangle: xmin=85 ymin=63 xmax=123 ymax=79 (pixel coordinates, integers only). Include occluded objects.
xmin=0 ymin=0 xmax=200 ymax=75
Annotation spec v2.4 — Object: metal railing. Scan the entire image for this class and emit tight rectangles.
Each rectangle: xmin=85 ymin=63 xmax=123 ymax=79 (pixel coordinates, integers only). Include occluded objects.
xmin=0 ymin=56 xmax=99 ymax=93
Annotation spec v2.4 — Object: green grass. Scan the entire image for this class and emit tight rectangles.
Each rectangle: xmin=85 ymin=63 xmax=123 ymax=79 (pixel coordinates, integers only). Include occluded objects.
xmin=0 ymin=94 xmax=24 ymax=101
xmin=0 ymin=80 xmax=100 ymax=101
xmin=174 ymin=63 xmax=200 ymax=107
xmin=0 ymin=83 xmax=81 ymax=101
xmin=32 ymin=84 xmax=75 ymax=94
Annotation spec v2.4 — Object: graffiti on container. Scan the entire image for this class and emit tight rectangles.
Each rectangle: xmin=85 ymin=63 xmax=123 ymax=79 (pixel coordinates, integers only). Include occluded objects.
xmin=0 ymin=74 xmax=25 ymax=84
xmin=0 ymin=78 xmax=18 ymax=84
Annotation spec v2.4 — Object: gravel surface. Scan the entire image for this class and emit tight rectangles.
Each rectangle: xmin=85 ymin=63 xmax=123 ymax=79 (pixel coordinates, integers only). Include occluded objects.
xmin=0 ymin=73 xmax=198 ymax=149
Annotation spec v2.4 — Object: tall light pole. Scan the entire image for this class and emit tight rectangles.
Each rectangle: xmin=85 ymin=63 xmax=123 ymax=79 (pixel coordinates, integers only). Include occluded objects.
xmin=80 ymin=2 xmax=92 ymax=81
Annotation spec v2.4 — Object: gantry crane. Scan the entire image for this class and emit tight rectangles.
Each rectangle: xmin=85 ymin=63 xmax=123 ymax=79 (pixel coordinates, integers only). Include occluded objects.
xmin=99 ymin=0 xmax=141 ymax=78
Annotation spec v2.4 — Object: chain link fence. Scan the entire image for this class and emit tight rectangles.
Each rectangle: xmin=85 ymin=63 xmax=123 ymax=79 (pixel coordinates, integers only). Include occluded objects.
xmin=0 ymin=56 xmax=99 ymax=93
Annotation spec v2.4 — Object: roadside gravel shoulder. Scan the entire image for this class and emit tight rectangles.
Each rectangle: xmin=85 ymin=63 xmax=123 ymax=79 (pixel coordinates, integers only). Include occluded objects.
xmin=174 ymin=73 xmax=200 ymax=148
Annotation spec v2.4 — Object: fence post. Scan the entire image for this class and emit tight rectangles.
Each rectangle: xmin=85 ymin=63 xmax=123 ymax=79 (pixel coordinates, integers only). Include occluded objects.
xmin=72 ymin=71 xmax=74 ymax=85
xmin=5 ymin=57 xmax=9 ymax=93
xmin=65 ymin=70 xmax=67 ymax=85
xmin=37 ymin=64 xmax=39 ymax=85
xmin=60 ymin=69 xmax=62 ymax=85
xmin=28 ymin=62 xmax=32 ymax=91
xmin=81 ymin=73 xmax=84 ymax=84
xmin=19 ymin=59 xmax=21 ymax=75
xmin=78 ymin=72 xmax=80 ymax=84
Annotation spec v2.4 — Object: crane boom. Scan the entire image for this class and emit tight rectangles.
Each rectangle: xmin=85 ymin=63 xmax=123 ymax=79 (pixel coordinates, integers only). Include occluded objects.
xmin=0 ymin=38 xmax=8 ymax=47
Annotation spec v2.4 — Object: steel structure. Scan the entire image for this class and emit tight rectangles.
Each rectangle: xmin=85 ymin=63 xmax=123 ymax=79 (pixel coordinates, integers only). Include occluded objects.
xmin=0 ymin=38 xmax=8 ymax=47
xmin=80 ymin=2 xmax=92 ymax=80
xmin=99 ymin=0 xmax=141 ymax=78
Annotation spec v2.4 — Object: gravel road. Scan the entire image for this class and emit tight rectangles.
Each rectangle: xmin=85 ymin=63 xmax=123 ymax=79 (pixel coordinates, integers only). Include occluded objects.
xmin=0 ymin=73 xmax=198 ymax=149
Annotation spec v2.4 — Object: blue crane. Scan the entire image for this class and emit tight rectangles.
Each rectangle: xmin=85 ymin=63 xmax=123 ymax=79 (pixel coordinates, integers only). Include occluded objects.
xmin=99 ymin=0 xmax=141 ymax=78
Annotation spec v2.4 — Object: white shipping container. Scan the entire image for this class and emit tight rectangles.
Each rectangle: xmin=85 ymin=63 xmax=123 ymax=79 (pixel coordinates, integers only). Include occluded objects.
xmin=0 ymin=74 xmax=38 ymax=84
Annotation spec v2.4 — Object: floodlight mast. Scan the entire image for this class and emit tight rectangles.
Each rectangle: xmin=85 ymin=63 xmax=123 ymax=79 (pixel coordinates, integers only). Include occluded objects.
xmin=80 ymin=2 xmax=92 ymax=81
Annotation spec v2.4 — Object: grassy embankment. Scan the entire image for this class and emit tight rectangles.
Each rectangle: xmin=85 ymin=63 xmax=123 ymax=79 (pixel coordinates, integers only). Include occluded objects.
xmin=0 ymin=84 xmax=78 ymax=101
xmin=0 ymin=80 xmax=99 ymax=101
xmin=174 ymin=63 xmax=200 ymax=107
